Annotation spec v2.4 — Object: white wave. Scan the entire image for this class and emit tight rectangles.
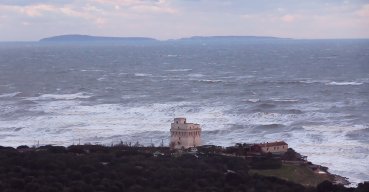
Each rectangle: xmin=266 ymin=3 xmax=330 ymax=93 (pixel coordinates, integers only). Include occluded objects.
xmin=242 ymin=112 xmax=299 ymax=126
xmin=134 ymin=73 xmax=152 ymax=77
xmin=198 ymin=79 xmax=223 ymax=83
xmin=204 ymin=123 xmax=369 ymax=186
xmin=270 ymin=98 xmax=299 ymax=102
xmin=0 ymin=92 xmax=21 ymax=98
xmin=0 ymin=101 xmax=236 ymax=147
xmin=26 ymin=93 xmax=91 ymax=101
xmin=121 ymin=95 xmax=147 ymax=99
xmin=286 ymin=125 xmax=368 ymax=186
xmin=326 ymin=81 xmax=363 ymax=86
xmin=302 ymin=124 xmax=367 ymax=133
xmin=188 ymin=73 xmax=205 ymax=78
xmin=288 ymin=126 xmax=369 ymax=186
xmin=298 ymin=79 xmax=364 ymax=86
xmin=165 ymin=69 xmax=192 ymax=72
xmin=246 ymin=99 xmax=260 ymax=103
xmin=1 ymin=97 xmax=368 ymax=185
xmin=294 ymin=101 xmax=347 ymax=111
xmin=298 ymin=79 xmax=328 ymax=84
xmin=239 ymin=111 xmax=341 ymax=127
xmin=97 ymin=77 xmax=106 ymax=81
xmin=80 ymin=69 xmax=104 ymax=72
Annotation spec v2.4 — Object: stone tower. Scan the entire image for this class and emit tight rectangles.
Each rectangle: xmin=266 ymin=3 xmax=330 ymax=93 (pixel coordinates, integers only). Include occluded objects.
xmin=170 ymin=118 xmax=201 ymax=149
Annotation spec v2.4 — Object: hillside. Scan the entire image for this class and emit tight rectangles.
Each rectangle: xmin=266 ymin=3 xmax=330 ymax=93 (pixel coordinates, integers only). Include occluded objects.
xmin=0 ymin=145 xmax=368 ymax=192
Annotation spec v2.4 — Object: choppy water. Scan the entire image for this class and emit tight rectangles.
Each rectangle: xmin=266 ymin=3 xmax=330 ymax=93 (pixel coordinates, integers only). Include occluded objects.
xmin=0 ymin=40 xmax=369 ymax=185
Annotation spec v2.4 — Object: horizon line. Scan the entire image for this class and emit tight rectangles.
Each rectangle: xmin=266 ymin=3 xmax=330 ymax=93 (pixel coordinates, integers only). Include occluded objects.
xmin=1 ymin=35 xmax=369 ymax=43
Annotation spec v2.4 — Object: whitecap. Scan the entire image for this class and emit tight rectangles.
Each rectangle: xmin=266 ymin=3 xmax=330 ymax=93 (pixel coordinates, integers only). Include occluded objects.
xmin=198 ymin=79 xmax=223 ymax=83
xmin=298 ymin=80 xmax=329 ymax=84
xmin=121 ymin=95 xmax=147 ymax=99
xmin=246 ymin=99 xmax=260 ymax=103
xmin=286 ymin=127 xmax=369 ymax=187
xmin=270 ymin=98 xmax=299 ymax=102
xmin=97 ymin=77 xmax=106 ymax=81
xmin=188 ymin=73 xmax=205 ymax=78
xmin=302 ymin=124 xmax=367 ymax=133
xmin=26 ymin=93 xmax=91 ymax=101
xmin=165 ymin=69 xmax=192 ymax=72
xmin=326 ymin=81 xmax=363 ymax=86
xmin=0 ymin=101 xmax=238 ymax=147
xmin=80 ymin=69 xmax=104 ymax=72
xmin=134 ymin=73 xmax=152 ymax=77
xmin=0 ymin=92 xmax=22 ymax=98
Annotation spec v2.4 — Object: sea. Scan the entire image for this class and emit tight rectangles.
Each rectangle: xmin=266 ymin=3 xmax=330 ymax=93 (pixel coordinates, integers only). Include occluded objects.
xmin=0 ymin=40 xmax=368 ymax=185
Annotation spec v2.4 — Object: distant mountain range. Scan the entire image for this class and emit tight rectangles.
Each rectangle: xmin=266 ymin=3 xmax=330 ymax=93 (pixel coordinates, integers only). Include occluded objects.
xmin=39 ymin=34 xmax=289 ymax=43
xmin=178 ymin=36 xmax=288 ymax=41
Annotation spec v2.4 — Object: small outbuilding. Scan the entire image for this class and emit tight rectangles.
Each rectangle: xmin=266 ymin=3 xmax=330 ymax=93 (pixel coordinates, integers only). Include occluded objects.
xmin=254 ymin=141 xmax=288 ymax=154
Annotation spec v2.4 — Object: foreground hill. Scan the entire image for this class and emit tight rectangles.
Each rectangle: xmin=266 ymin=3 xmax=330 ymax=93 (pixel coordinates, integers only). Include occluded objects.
xmin=0 ymin=145 xmax=367 ymax=192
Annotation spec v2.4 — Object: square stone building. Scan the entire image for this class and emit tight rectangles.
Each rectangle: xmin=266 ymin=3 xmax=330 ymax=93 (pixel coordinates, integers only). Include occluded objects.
xmin=169 ymin=118 xmax=201 ymax=149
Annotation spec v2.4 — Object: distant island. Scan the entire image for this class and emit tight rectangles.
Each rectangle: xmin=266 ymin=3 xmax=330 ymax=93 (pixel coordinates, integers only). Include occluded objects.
xmin=39 ymin=34 xmax=289 ymax=43
xmin=39 ymin=34 xmax=158 ymax=43
xmin=178 ymin=35 xmax=289 ymax=41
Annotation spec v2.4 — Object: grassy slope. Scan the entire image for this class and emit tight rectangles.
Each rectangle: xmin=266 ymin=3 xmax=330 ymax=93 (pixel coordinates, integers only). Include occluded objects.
xmin=250 ymin=164 xmax=329 ymax=187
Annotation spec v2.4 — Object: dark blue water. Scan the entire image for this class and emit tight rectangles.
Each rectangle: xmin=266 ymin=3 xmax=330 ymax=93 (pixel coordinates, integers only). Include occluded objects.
xmin=0 ymin=40 xmax=368 ymax=184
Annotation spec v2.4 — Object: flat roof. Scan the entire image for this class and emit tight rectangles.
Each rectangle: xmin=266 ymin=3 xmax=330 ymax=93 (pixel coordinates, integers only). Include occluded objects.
xmin=256 ymin=141 xmax=288 ymax=147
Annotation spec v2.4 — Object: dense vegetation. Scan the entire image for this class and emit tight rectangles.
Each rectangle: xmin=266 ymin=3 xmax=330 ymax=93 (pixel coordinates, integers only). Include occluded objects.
xmin=0 ymin=145 xmax=368 ymax=192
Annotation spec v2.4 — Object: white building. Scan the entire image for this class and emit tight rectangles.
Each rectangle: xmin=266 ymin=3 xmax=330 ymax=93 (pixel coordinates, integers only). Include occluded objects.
xmin=255 ymin=141 xmax=288 ymax=154
xmin=169 ymin=118 xmax=201 ymax=149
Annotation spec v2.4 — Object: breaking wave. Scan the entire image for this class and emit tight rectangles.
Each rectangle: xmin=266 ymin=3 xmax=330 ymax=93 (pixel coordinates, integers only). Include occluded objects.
xmin=0 ymin=92 xmax=22 ymax=98
xmin=256 ymin=124 xmax=285 ymax=129
xmin=326 ymin=81 xmax=363 ymax=86
xmin=134 ymin=73 xmax=152 ymax=77
xmin=165 ymin=69 xmax=192 ymax=72
xmin=197 ymin=79 xmax=224 ymax=83
xmin=26 ymin=93 xmax=91 ymax=101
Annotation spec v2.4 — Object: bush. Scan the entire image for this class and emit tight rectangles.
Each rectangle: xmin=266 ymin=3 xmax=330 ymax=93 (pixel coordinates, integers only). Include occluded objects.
xmin=250 ymin=157 xmax=282 ymax=169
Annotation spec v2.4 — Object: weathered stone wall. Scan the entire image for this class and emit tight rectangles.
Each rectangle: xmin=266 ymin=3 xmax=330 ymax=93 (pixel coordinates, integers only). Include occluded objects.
xmin=170 ymin=118 xmax=201 ymax=149
xmin=261 ymin=144 xmax=288 ymax=154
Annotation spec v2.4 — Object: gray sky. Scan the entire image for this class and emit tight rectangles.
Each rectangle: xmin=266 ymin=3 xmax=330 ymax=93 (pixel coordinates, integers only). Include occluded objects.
xmin=0 ymin=0 xmax=368 ymax=41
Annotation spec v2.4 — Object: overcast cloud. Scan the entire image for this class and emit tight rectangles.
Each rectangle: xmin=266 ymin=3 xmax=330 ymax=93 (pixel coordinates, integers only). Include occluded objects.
xmin=0 ymin=0 xmax=368 ymax=41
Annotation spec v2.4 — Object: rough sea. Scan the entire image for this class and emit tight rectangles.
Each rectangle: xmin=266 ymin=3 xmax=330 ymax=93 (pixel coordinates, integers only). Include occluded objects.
xmin=0 ymin=40 xmax=368 ymax=185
